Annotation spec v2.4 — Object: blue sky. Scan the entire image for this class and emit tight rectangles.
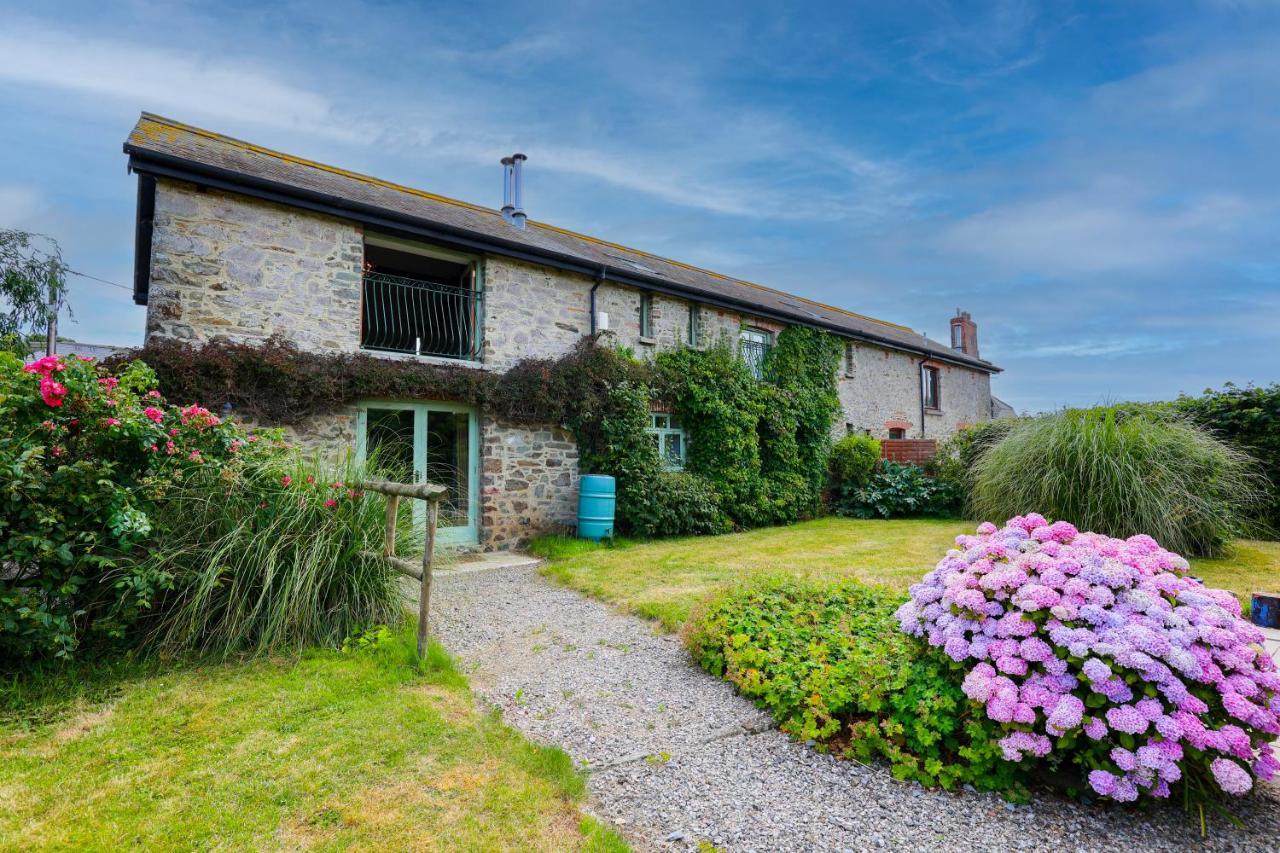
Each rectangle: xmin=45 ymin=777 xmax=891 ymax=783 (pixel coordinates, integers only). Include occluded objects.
xmin=2 ymin=0 xmax=1278 ymax=412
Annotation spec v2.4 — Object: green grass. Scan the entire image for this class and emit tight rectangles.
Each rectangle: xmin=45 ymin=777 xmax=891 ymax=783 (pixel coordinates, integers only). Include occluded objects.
xmin=537 ymin=518 xmax=1280 ymax=631
xmin=0 ymin=627 xmax=628 ymax=852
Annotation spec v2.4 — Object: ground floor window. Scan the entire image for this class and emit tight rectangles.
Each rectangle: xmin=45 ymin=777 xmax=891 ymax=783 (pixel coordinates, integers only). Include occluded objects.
xmin=888 ymin=427 xmax=906 ymax=440
xmin=357 ymin=402 xmax=479 ymax=546
xmin=648 ymin=412 xmax=687 ymax=470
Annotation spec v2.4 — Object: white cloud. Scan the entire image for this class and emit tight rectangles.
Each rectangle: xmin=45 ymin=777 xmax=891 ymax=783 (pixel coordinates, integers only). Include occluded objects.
xmin=0 ymin=24 xmax=348 ymax=139
xmin=0 ymin=186 xmax=43 ymax=225
xmin=937 ymin=183 xmax=1257 ymax=274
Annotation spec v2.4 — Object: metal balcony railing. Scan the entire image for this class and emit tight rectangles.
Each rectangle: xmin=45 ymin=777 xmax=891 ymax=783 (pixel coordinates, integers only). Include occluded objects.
xmin=361 ymin=270 xmax=482 ymax=360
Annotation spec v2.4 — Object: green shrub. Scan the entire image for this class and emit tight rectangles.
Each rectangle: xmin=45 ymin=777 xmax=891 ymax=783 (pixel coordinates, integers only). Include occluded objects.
xmin=0 ymin=352 xmax=269 ymax=662
xmin=142 ymin=453 xmax=401 ymax=658
xmin=969 ymin=407 xmax=1265 ymax=557
xmin=683 ymin=576 xmax=1024 ymax=793
xmin=625 ymin=470 xmax=730 ymax=538
xmin=829 ymin=434 xmax=880 ymax=487
xmin=835 ymin=461 xmax=961 ymax=519
xmin=1174 ymin=382 xmax=1280 ymax=531
xmin=927 ymin=418 xmax=1019 ymax=510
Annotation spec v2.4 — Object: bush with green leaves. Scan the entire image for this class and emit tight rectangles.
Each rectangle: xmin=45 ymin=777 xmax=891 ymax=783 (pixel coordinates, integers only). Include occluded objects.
xmin=836 ymin=460 xmax=961 ymax=519
xmin=829 ymin=434 xmax=880 ymax=490
xmin=969 ymin=408 xmax=1265 ymax=557
xmin=683 ymin=575 xmax=1024 ymax=793
xmin=0 ymin=352 xmax=270 ymax=662
xmin=927 ymin=418 xmax=1019 ymax=511
xmin=0 ymin=351 xmax=401 ymax=667
xmin=1174 ymin=382 xmax=1280 ymax=531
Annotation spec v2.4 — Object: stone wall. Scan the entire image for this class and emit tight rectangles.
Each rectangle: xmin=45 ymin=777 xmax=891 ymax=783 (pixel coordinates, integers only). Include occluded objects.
xmin=480 ymin=418 xmax=581 ymax=548
xmin=147 ymin=179 xmax=364 ymax=351
xmin=836 ymin=342 xmax=994 ymax=439
xmin=143 ymin=184 xmax=996 ymax=549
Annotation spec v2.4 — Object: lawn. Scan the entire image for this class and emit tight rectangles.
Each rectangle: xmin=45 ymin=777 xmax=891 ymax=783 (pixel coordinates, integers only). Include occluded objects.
xmin=0 ymin=630 xmax=626 ymax=852
xmin=536 ymin=517 xmax=1280 ymax=631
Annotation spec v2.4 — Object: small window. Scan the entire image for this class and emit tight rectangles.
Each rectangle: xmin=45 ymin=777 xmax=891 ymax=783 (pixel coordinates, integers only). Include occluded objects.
xmin=888 ymin=427 xmax=906 ymax=440
xmin=639 ymin=293 xmax=653 ymax=338
xmin=648 ymin=412 xmax=687 ymax=470
xmin=844 ymin=343 xmax=856 ymax=377
xmin=687 ymin=303 xmax=700 ymax=347
xmin=739 ymin=327 xmax=772 ymax=380
xmin=923 ymin=365 xmax=941 ymax=410
xmin=845 ymin=422 xmax=855 ymax=435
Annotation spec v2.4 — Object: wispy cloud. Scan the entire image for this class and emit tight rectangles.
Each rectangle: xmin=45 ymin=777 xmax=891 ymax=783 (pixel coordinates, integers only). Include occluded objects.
xmin=0 ymin=24 xmax=349 ymax=139
xmin=1025 ymin=337 xmax=1181 ymax=359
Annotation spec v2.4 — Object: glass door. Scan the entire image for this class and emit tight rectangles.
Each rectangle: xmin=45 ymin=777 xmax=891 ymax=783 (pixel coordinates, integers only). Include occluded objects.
xmin=357 ymin=402 xmax=479 ymax=546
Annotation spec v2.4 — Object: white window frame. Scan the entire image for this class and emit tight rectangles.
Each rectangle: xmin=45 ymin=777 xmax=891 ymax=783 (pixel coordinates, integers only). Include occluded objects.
xmin=647 ymin=412 xmax=688 ymax=470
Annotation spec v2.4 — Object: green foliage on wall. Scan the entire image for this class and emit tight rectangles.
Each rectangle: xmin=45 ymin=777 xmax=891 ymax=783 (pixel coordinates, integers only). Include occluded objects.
xmin=655 ymin=327 xmax=841 ymax=530
xmin=114 ymin=327 xmax=844 ymax=538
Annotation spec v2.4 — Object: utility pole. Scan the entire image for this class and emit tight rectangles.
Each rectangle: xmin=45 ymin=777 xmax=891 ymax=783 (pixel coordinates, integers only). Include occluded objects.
xmin=45 ymin=277 xmax=58 ymax=357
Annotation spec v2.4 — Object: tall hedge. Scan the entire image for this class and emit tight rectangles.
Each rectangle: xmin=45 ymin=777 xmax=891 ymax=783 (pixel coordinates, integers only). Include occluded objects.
xmin=1175 ymin=383 xmax=1280 ymax=531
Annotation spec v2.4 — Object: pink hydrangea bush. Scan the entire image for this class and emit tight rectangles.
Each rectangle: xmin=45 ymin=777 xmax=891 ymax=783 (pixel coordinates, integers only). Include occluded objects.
xmin=895 ymin=514 xmax=1279 ymax=804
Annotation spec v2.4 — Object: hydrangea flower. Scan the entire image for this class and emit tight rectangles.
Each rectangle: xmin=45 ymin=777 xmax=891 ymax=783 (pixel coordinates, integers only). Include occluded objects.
xmin=895 ymin=516 xmax=1279 ymax=803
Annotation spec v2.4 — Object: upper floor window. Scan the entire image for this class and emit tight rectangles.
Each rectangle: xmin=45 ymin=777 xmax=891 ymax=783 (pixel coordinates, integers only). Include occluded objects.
xmin=361 ymin=236 xmax=481 ymax=361
xmin=922 ymin=365 xmax=941 ymax=410
xmin=739 ymin=327 xmax=772 ymax=379
xmin=844 ymin=343 xmax=856 ymax=377
xmin=639 ymin=293 xmax=654 ymax=339
xmin=688 ymin=303 xmax=700 ymax=347
xmin=648 ymin=412 xmax=687 ymax=470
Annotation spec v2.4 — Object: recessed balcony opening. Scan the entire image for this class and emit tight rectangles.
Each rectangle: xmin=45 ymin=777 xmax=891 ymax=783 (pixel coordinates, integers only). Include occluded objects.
xmin=361 ymin=241 xmax=481 ymax=360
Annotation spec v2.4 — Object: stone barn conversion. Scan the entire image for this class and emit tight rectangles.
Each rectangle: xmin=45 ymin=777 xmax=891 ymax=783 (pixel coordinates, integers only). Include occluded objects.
xmin=123 ymin=113 xmax=1002 ymax=549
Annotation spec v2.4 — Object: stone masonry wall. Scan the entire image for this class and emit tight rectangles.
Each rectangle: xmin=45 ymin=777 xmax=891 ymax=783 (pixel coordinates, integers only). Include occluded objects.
xmin=145 ymin=186 xmax=994 ymax=547
xmin=481 ymin=418 xmax=581 ymax=549
xmin=836 ymin=342 xmax=993 ymax=440
xmin=147 ymin=179 xmax=364 ymax=351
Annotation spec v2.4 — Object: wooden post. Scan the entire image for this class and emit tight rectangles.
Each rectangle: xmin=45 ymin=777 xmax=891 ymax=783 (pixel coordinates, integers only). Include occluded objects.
xmin=417 ymin=499 xmax=440 ymax=659
xmin=383 ymin=495 xmax=399 ymax=557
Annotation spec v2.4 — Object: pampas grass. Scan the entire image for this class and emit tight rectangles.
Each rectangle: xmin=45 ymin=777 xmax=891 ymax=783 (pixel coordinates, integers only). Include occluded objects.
xmin=143 ymin=453 xmax=404 ymax=658
xmin=969 ymin=407 xmax=1265 ymax=557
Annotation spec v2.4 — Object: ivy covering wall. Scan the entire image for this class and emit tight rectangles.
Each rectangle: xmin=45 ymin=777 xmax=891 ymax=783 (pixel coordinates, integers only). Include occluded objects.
xmin=110 ymin=327 xmax=843 ymax=538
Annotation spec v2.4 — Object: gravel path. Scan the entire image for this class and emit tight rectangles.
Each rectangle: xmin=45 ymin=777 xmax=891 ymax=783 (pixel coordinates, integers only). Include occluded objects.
xmin=431 ymin=564 xmax=1280 ymax=852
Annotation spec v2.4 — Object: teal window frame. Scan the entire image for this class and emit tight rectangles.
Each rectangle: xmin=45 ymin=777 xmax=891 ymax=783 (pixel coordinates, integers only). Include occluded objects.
xmin=355 ymin=400 xmax=481 ymax=546
xmin=648 ymin=412 xmax=687 ymax=470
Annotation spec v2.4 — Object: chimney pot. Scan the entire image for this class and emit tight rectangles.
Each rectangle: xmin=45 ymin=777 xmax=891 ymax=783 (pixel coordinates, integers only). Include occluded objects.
xmin=511 ymin=153 xmax=527 ymax=230
xmin=500 ymin=156 xmax=515 ymax=223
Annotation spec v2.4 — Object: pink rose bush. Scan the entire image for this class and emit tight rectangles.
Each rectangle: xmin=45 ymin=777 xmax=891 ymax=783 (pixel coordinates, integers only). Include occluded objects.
xmin=1 ymin=351 xmax=280 ymax=660
xmin=896 ymin=514 xmax=1279 ymax=805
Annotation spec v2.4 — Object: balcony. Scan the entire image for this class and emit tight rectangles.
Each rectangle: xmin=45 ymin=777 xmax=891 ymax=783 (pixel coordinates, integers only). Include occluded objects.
xmin=360 ymin=270 xmax=482 ymax=361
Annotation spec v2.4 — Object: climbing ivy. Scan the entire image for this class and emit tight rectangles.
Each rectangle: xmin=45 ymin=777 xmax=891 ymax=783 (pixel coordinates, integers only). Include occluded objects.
xmin=114 ymin=327 xmax=842 ymax=537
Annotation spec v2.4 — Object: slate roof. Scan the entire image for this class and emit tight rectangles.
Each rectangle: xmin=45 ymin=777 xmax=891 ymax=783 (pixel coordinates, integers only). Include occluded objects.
xmin=124 ymin=113 xmax=997 ymax=372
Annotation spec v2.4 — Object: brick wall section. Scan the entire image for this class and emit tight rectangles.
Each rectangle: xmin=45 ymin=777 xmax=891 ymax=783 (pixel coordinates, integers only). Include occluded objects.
xmin=880 ymin=439 xmax=938 ymax=465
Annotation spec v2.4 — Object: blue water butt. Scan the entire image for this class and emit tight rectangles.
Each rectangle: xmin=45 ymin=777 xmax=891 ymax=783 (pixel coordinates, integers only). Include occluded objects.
xmin=577 ymin=474 xmax=616 ymax=541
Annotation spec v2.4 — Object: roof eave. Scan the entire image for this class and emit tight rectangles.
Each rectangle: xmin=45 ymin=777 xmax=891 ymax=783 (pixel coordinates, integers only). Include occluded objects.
xmin=123 ymin=144 xmax=1000 ymax=374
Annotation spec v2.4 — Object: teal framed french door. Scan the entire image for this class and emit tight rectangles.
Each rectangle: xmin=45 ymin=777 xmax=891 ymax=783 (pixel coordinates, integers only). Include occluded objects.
xmin=356 ymin=401 xmax=480 ymax=546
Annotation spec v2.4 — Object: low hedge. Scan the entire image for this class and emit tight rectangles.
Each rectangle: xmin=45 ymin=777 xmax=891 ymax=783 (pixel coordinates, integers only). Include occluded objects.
xmin=683 ymin=576 xmax=1022 ymax=793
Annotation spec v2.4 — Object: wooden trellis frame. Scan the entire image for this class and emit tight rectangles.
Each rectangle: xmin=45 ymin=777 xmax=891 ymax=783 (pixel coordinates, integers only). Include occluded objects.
xmin=359 ymin=479 xmax=447 ymax=658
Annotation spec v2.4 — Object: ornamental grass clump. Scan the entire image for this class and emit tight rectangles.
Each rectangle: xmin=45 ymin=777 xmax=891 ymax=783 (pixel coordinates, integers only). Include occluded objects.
xmin=969 ymin=408 xmax=1264 ymax=557
xmin=896 ymin=514 xmax=1280 ymax=810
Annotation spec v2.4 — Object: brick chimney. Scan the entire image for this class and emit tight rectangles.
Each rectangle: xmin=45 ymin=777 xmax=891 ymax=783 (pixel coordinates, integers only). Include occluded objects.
xmin=950 ymin=309 xmax=978 ymax=358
